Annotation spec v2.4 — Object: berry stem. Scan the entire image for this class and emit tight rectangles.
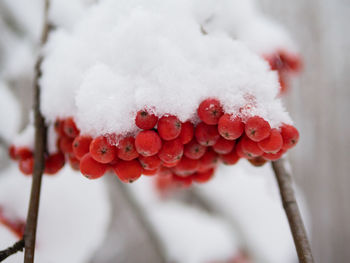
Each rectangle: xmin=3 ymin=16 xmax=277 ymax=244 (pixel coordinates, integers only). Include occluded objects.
xmin=24 ymin=1 xmax=50 ymax=263
xmin=271 ymin=159 xmax=314 ymax=263
xmin=0 ymin=239 xmax=25 ymax=262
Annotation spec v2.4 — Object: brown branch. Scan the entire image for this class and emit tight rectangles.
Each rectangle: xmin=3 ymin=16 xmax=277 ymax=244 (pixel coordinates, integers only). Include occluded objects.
xmin=272 ymin=159 xmax=314 ymax=263
xmin=0 ymin=239 xmax=25 ymax=262
xmin=23 ymin=1 xmax=50 ymax=262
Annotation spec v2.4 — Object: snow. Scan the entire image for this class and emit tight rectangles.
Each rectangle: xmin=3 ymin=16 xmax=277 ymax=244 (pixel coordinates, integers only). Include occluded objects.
xmin=40 ymin=0 xmax=293 ymax=139
xmin=0 ymin=82 xmax=21 ymax=143
xmin=0 ymin=164 xmax=110 ymax=263
xmin=128 ymin=177 xmax=239 ymax=263
xmin=195 ymin=160 xmax=310 ymax=263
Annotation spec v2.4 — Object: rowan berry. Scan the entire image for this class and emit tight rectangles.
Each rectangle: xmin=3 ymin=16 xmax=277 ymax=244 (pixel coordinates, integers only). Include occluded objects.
xmin=135 ymin=130 xmax=162 ymax=156
xmin=135 ymin=109 xmax=158 ymax=130
xmin=195 ymin=122 xmax=220 ymax=146
xmin=192 ymin=168 xmax=215 ymax=183
xmin=245 ymin=116 xmax=271 ymax=142
xmin=44 ymin=152 xmax=65 ymax=175
xmin=258 ymin=128 xmax=283 ymax=153
xmin=112 ymin=159 xmax=142 ymax=183
xmin=218 ymin=114 xmax=244 ymax=140
xmin=213 ymin=137 xmax=235 ymax=154
xmin=63 ymin=117 xmax=80 ymax=138
xmin=184 ymin=139 xmax=206 ymax=159
xmin=139 ymin=155 xmax=162 ymax=170
xmin=197 ymin=98 xmax=223 ymax=125
xmin=80 ymin=153 xmax=108 ymax=179
xmin=179 ymin=121 xmax=194 ymax=144
xmin=89 ymin=136 xmax=117 ymax=163
xmin=117 ymin=137 xmax=139 ymax=161
xmin=73 ymin=135 xmax=92 ymax=160
xmin=157 ymin=115 xmax=182 ymax=140
xmin=158 ymin=138 xmax=183 ymax=163
xmin=281 ymin=124 xmax=299 ymax=149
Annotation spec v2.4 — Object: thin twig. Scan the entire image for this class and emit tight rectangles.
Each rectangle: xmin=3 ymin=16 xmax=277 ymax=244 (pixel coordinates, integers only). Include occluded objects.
xmin=272 ymin=159 xmax=314 ymax=263
xmin=23 ymin=1 xmax=50 ymax=262
xmin=0 ymin=239 xmax=25 ymax=262
xmin=116 ymin=179 xmax=167 ymax=263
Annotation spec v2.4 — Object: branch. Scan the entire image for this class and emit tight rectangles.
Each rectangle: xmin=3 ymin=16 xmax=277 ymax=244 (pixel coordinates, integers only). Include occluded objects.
xmin=23 ymin=1 xmax=50 ymax=262
xmin=271 ymin=159 xmax=314 ymax=263
xmin=0 ymin=239 xmax=25 ymax=262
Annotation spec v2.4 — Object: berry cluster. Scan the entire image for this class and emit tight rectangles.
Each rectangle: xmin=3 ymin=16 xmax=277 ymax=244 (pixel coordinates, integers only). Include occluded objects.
xmin=264 ymin=50 xmax=302 ymax=93
xmin=9 ymin=99 xmax=299 ymax=186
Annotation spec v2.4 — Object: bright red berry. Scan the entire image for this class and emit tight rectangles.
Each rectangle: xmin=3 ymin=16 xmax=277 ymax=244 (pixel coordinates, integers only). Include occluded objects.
xmin=158 ymin=138 xmax=183 ymax=163
xmin=58 ymin=136 xmax=74 ymax=154
xmin=44 ymin=152 xmax=65 ymax=175
xmin=135 ymin=109 xmax=158 ymax=130
xmin=193 ymin=168 xmax=215 ymax=183
xmin=235 ymin=140 xmax=248 ymax=159
xmin=142 ymin=168 xmax=159 ymax=176
xmin=14 ymin=147 xmax=32 ymax=160
xmin=68 ymin=154 xmax=80 ymax=171
xmin=162 ymin=160 xmax=180 ymax=168
xmin=198 ymin=149 xmax=218 ymax=172
xmin=218 ymin=114 xmax=244 ymax=140
xmin=213 ymin=137 xmax=235 ymax=154
xmin=197 ymin=98 xmax=223 ymax=125
xmin=89 ymin=136 xmax=117 ymax=164
xmin=157 ymin=115 xmax=182 ymax=140
xmin=139 ymin=155 xmax=162 ymax=170
xmin=173 ymin=156 xmax=198 ymax=176
xmin=54 ymin=118 xmax=65 ymax=137
xmin=245 ymin=116 xmax=271 ymax=142
xmin=195 ymin=122 xmax=220 ymax=146
xmin=184 ymin=139 xmax=206 ymax=160
xmin=241 ymin=136 xmax=263 ymax=158
xmin=73 ymin=135 xmax=92 ymax=160
xmin=263 ymin=149 xmax=286 ymax=161
xmin=135 ymin=130 xmax=162 ymax=156
xmin=258 ymin=128 xmax=283 ymax=153
xmin=220 ymin=150 xmax=240 ymax=165
xmin=117 ymin=137 xmax=139 ymax=161
xmin=281 ymin=124 xmax=299 ymax=149
xmin=80 ymin=153 xmax=108 ymax=179
xmin=19 ymin=157 xmax=34 ymax=175
xmin=63 ymin=117 xmax=80 ymax=138
xmin=179 ymin=121 xmax=194 ymax=144
xmin=248 ymin=156 xmax=267 ymax=167
xmin=112 ymin=159 xmax=142 ymax=183
xmin=8 ymin=145 xmax=17 ymax=160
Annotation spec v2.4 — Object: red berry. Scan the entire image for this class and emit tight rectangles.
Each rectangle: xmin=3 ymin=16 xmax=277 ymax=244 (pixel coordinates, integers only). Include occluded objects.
xmin=142 ymin=168 xmax=158 ymax=176
xmin=135 ymin=109 xmax=158 ymax=130
xmin=139 ymin=155 xmax=162 ymax=170
xmin=54 ymin=118 xmax=65 ymax=137
xmin=218 ymin=114 xmax=244 ymax=140
xmin=241 ymin=136 xmax=263 ymax=158
xmin=44 ymin=152 xmax=65 ymax=175
xmin=172 ymin=175 xmax=192 ymax=188
xmin=184 ymin=139 xmax=206 ymax=159
xmin=258 ymin=128 xmax=283 ymax=153
xmin=19 ymin=157 xmax=34 ymax=175
xmin=281 ymin=124 xmax=299 ymax=149
xmin=263 ymin=149 xmax=286 ymax=161
xmin=112 ymin=159 xmax=142 ymax=183
xmin=14 ymin=147 xmax=32 ymax=160
xmin=198 ymin=149 xmax=218 ymax=172
xmin=73 ymin=135 xmax=92 ymax=160
xmin=235 ymin=140 xmax=248 ymax=159
xmin=173 ymin=156 xmax=198 ymax=176
xmin=193 ymin=168 xmax=215 ymax=183
xmin=68 ymin=154 xmax=80 ymax=171
xmin=220 ymin=150 xmax=240 ymax=165
xmin=197 ymin=98 xmax=223 ymax=125
xmin=213 ymin=137 xmax=235 ymax=154
xmin=135 ymin=130 xmax=162 ymax=156
xmin=162 ymin=160 xmax=180 ymax=168
xmin=89 ymin=136 xmax=117 ymax=164
xmin=155 ymin=172 xmax=174 ymax=193
xmin=158 ymin=138 xmax=183 ymax=163
xmin=63 ymin=117 xmax=80 ymax=138
xmin=80 ymin=153 xmax=108 ymax=179
xmin=195 ymin=122 xmax=220 ymax=146
xmin=248 ymin=156 xmax=267 ymax=167
xmin=245 ymin=116 xmax=271 ymax=142
xmin=117 ymin=137 xmax=139 ymax=161
xmin=8 ymin=145 xmax=17 ymax=160
xmin=58 ymin=136 xmax=74 ymax=154
xmin=157 ymin=115 xmax=182 ymax=140
xmin=179 ymin=121 xmax=194 ymax=144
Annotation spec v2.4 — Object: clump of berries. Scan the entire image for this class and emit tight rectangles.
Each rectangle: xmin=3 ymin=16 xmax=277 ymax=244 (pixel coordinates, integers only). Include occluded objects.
xmin=9 ymin=99 xmax=299 ymax=187
xmin=264 ymin=50 xmax=302 ymax=93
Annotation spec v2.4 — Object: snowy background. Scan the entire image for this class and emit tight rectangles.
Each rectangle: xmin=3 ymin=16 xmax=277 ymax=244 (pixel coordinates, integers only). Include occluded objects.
xmin=1 ymin=0 xmax=349 ymax=262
